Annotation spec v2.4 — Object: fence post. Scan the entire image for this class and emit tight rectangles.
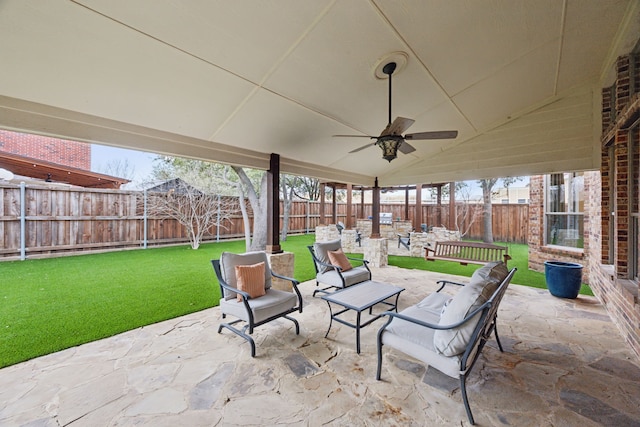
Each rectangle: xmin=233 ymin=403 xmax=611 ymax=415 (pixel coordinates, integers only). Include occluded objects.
xmin=20 ymin=182 xmax=26 ymax=260
xmin=143 ymin=189 xmax=148 ymax=249
xmin=216 ymin=194 xmax=221 ymax=242
xmin=306 ymin=200 xmax=310 ymax=234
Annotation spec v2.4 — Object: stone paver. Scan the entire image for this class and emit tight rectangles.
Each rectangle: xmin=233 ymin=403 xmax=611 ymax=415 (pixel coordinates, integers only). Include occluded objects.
xmin=1 ymin=266 xmax=639 ymax=426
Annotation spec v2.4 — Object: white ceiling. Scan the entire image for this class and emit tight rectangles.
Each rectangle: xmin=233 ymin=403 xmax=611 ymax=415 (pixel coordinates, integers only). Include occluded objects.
xmin=0 ymin=0 xmax=638 ymax=186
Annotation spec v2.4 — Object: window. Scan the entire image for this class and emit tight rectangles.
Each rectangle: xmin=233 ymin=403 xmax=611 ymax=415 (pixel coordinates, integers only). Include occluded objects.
xmin=630 ymin=126 xmax=639 ymax=280
xmin=545 ymin=173 xmax=584 ymax=249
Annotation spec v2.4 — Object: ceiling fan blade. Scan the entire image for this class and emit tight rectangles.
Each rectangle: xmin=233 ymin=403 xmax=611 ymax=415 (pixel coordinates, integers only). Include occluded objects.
xmin=349 ymin=142 xmax=376 ymax=153
xmin=398 ymin=141 xmax=416 ymax=154
xmin=332 ymin=134 xmax=375 ymax=138
xmin=404 ymin=130 xmax=458 ymax=140
xmin=381 ymin=117 xmax=415 ymax=136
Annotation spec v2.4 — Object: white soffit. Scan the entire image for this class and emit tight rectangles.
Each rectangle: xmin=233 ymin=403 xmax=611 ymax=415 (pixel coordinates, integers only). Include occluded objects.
xmin=381 ymin=86 xmax=597 ymax=185
xmin=0 ymin=0 xmax=636 ymax=185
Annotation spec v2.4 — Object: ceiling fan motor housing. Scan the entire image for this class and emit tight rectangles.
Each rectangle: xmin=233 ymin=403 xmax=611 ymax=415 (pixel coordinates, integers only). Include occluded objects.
xmin=377 ymin=134 xmax=403 ymax=162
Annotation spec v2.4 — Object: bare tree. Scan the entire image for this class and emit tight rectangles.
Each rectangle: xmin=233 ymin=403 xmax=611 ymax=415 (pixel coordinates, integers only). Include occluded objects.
xmin=454 ymin=183 xmax=483 ymax=237
xmin=230 ymin=166 xmax=268 ymax=251
xmin=144 ymin=179 xmax=236 ymax=249
xmin=478 ymin=177 xmax=523 ymax=243
xmin=280 ymin=174 xmax=297 ymax=241
xmin=291 ymin=176 xmax=320 ymax=200
xmin=479 ymin=178 xmax=498 ymax=243
xmin=98 ymin=158 xmax=136 ymax=180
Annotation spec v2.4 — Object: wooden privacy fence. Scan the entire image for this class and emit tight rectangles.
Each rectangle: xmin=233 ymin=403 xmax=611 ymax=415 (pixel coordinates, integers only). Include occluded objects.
xmin=0 ymin=183 xmax=528 ymax=260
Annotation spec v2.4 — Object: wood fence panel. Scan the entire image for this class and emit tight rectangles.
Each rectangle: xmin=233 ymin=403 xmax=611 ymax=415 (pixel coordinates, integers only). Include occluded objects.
xmin=0 ymin=184 xmax=529 ymax=259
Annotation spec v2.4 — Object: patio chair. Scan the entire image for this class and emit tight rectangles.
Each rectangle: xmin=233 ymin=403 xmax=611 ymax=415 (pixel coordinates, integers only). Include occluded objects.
xmin=376 ymin=262 xmax=516 ymax=425
xmin=397 ymin=231 xmax=411 ymax=250
xmin=211 ymin=251 xmax=303 ymax=357
xmin=308 ymin=239 xmax=371 ymax=297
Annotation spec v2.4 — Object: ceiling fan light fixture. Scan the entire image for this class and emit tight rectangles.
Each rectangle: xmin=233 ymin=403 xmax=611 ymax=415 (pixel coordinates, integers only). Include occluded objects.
xmin=378 ymin=135 xmax=403 ymax=162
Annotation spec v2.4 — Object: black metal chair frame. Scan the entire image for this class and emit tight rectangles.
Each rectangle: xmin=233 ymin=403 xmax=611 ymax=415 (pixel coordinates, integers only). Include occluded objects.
xmin=211 ymin=259 xmax=303 ymax=357
xmin=307 ymin=245 xmax=371 ymax=297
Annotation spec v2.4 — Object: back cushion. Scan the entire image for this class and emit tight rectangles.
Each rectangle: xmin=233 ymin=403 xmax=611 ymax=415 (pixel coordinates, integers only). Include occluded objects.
xmin=433 ymin=262 xmax=508 ymax=356
xmin=220 ymin=251 xmax=272 ymax=300
xmin=313 ymin=239 xmax=342 ymax=273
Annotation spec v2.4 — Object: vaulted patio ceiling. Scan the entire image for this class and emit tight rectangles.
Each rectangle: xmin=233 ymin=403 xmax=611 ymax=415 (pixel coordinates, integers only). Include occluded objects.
xmin=0 ymin=1 xmax=639 ymax=186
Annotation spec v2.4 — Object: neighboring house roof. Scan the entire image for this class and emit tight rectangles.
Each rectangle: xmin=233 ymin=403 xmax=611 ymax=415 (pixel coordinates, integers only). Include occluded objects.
xmin=0 ymin=151 xmax=129 ymax=189
xmin=144 ymin=178 xmax=203 ymax=195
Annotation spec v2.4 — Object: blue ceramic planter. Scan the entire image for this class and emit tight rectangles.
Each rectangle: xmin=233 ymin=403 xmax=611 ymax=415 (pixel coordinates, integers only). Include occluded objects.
xmin=544 ymin=261 xmax=583 ymax=299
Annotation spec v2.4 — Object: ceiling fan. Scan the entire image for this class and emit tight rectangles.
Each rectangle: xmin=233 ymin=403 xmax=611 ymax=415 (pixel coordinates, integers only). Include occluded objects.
xmin=334 ymin=62 xmax=458 ymax=162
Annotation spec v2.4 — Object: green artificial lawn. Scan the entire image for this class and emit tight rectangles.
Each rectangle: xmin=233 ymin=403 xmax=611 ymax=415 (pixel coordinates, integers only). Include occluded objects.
xmin=0 ymin=235 xmax=317 ymax=368
xmin=388 ymin=241 xmax=593 ymax=297
xmin=0 ymin=235 xmax=590 ymax=368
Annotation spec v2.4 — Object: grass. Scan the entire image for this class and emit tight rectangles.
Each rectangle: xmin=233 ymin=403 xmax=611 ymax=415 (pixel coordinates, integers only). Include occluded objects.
xmin=389 ymin=241 xmax=593 ymax=297
xmin=0 ymin=235 xmax=589 ymax=368
xmin=0 ymin=236 xmax=317 ymax=368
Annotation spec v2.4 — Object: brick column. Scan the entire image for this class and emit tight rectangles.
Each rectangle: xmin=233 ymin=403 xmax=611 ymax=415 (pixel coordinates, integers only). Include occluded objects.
xmin=614 ymin=130 xmax=629 ymax=277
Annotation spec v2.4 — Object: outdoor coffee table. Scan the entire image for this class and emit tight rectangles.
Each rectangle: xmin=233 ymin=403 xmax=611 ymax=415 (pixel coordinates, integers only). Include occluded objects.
xmin=321 ymin=280 xmax=405 ymax=354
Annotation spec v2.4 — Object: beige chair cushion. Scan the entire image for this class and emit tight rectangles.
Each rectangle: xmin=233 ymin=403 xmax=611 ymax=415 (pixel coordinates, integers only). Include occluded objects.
xmin=220 ymin=251 xmax=272 ymax=300
xmin=433 ymin=262 xmax=508 ymax=356
xmin=328 ymin=248 xmax=353 ymax=272
xmin=235 ymin=262 xmax=266 ymax=301
xmin=313 ymin=239 xmax=342 ymax=273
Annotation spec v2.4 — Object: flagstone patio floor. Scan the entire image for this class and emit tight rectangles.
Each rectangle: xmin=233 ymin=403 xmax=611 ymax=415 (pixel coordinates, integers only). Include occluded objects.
xmin=1 ymin=266 xmax=639 ymax=426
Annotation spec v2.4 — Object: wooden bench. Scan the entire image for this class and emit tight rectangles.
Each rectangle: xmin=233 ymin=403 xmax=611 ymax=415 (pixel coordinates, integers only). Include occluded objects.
xmin=425 ymin=241 xmax=510 ymax=265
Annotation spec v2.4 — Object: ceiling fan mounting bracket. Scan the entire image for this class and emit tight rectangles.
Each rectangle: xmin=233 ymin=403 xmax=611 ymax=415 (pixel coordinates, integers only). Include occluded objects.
xmin=382 ymin=62 xmax=396 ymax=76
xmin=373 ymin=51 xmax=408 ymax=79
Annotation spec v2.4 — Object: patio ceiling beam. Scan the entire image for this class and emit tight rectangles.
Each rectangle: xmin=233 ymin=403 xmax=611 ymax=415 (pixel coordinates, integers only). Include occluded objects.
xmin=0 ymin=95 xmax=374 ymax=186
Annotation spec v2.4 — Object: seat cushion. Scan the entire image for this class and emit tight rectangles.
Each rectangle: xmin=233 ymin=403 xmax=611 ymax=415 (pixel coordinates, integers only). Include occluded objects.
xmin=385 ymin=305 xmax=440 ymax=349
xmin=316 ymin=265 xmax=370 ymax=288
xmin=235 ymin=262 xmax=266 ymax=302
xmin=328 ymin=248 xmax=353 ymax=272
xmin=313 ymin=239 xmax=342 ymax=273
xmin=433 ymin=261 xmax=509 ymax=356
xmin=220 ymin=288 xmax=297 ymax=323
xmin=220 ymin=251 xmax=272 ymax=300
xmin=381 ymin=305 xmax=462 ymax=378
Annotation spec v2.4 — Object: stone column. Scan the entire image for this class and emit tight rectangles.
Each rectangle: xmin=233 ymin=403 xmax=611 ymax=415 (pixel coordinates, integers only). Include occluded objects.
xmin=341 ymin=229 xmax=358 ymax=253
xmin=410 ymin=232 xmax=430 ymax=258
xmin=267 ymin=252 xmax=295 ymax=292
xmin=365 ymin=238 xmax=388 ymax=267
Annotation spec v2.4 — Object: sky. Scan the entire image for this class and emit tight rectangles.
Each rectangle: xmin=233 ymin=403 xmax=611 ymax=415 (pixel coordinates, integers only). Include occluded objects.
xmin=91 ymin=144 xmax=157 ymax=185
xmin=90 ymin=143 xmax=528 ymax=195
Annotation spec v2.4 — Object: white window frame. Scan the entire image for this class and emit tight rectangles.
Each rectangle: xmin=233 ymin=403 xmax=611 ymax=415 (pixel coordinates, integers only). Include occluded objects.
xmin=544 ymin=173 xmax=584 ymax=249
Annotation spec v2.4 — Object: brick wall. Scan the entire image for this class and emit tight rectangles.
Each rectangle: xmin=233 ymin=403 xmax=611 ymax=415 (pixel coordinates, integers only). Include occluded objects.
xmin=527 ymin=174 xmax=589 ymax=283
xmin=589 ymin=50 xmax=640 ymax=360
xmin=0 ymin=130 xmax=90 ymax=170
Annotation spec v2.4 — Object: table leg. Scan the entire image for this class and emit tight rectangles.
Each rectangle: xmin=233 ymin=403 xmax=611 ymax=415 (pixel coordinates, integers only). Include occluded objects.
xmin=393 ymin=293 xmax=401 ymax=312
xmin=325 ymin=301 xmax=333 ymax=338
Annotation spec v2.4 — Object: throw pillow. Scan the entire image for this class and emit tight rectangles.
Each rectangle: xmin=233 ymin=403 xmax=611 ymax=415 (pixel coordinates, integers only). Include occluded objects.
xmin=235 ymin=261 xmax=266 ymax=302
xmin=327 ymin=248 xmax=353 ymax=272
